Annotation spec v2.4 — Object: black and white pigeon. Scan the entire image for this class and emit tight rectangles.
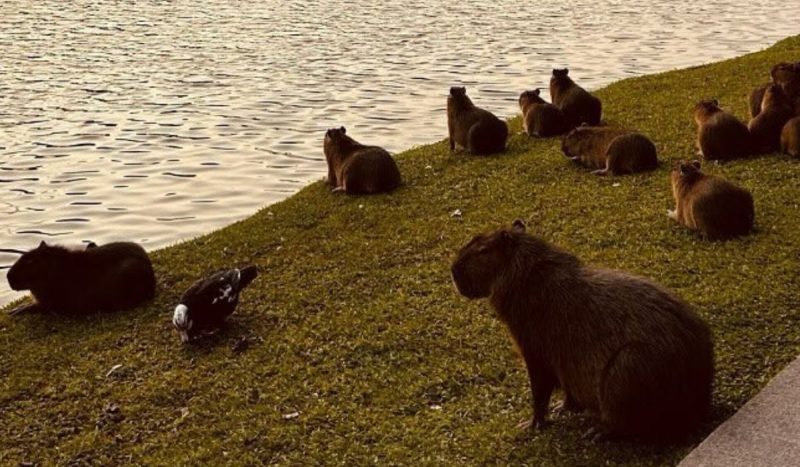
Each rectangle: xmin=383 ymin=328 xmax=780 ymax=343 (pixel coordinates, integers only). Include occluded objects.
xmin=172 ymin=265 xmax=258 ymax=343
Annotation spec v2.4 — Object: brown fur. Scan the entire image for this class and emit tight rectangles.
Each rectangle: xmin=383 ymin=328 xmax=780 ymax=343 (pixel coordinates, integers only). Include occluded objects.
xmin=748 ymin=83 xmax=768 ymax=120
xmin=561 ymin=126 xmax=657 ymax=175
xmin=7 ymin=241 xmax=156 ymax=316
xmin=748 ymin=85 xmax=795 ymax=154
xmin=549 ymin=68 xmax=602 ymax=127
xmin=781 ymin=116 xmax=800 ymax=157
xmin=447 ymin=87 xmax=508 ymax=155
xmin=750 ymin=63 xmax=800 ymax=118
xmin=669 ymin=161 xmax=754 ymax=239
xmin=518 ymin=89 xmax=568 ymax=137
xmin=694 ymin=100 xmax=752 ymax=161
xmin=451 ymin=220 xmax=714 ymax=442
xmin=323 ymin=127 xmax=402 ymax=195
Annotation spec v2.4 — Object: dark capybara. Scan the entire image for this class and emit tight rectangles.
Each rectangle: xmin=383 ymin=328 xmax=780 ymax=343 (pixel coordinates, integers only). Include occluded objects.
xmin=323 ymin=127 xmax=402 ymax=195
xmin=669 ymin=161 xmax=754 ymax=240
xmin=447 ymin=87 xmax=508 ymax=155
xmin=694 ymin=99 xmax=752 ymax=161
xmin=748 ymin=85 xmax=795 ymax=154
xmin=518 ymin=89 xmax=569 ymax=137
xmin=781 ymin=116 xmax=800 ymax=157
xmin=451 ymin=220 xmax=714 ymax=442
xmin=7 ymin=241 xmax=156 ymax=316
xmin=549 ymin=68 xmax=602 ymax=127
xmin=749 ymin=63 xmax=800 ymax=118
xmin=561 ymin=126 xmax=657 ymax=175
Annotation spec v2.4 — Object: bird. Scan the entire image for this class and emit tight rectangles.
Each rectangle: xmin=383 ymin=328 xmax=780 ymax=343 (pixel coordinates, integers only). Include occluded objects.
xmin=172 ymin=265 xmax=258 ymax=343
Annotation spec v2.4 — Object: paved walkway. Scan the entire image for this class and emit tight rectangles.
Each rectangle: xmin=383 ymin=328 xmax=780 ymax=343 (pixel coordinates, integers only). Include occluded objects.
xmin=680 ymin=356 xmax=800 ymax=467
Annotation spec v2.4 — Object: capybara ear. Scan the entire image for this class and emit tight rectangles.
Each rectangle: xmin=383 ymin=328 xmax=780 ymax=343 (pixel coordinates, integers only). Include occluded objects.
xmin=563 ymin=68 xmax=569 ymax=76
xmin=340 ymin=126 xmax=346 ymax=135
xmin=533 ymin=89 xmax=541 ymax=96
xmin=679 ymin=163 xmax=692 ymax=175
xmin=712 ymin=99 xmax=719 ymax=107
xmin=512 ymin=219 xmax=526 ymax=233
xmin=691 ymin=160 xmax=701 ymax=170
xmin=38 ymin=240 xmax=47 ymax=249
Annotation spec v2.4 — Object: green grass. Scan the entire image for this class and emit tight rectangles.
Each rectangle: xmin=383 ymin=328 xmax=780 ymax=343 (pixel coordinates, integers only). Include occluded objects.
xmin=3 ymin=36 xmax=800 ymax=466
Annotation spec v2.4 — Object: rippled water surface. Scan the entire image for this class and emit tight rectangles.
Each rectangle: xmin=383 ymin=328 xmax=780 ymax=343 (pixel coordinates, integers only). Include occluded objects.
xmin=1 ymin=1 xmax=799 ymax=304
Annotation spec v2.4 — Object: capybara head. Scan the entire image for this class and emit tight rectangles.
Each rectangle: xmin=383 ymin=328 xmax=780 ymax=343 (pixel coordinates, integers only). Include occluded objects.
xmin=771 ymin=62 xmax=797 ymax=82
xmin=325 ymin=126 xmax=346 ymax=141
xmin=7 ymin=241 xmax=66 ymax=291
xmin=671 ymin=160 xmax=703 ymax=187
xmin=762 ymin=84 xmax=790 ymax=109
xmin=694 ymin=99 xmax=722 ymax=122
xmin=518 ymin=89 xmax=545 ymax=108
xmin=552 ymin=68 xmax=569 ymax=79
xmin=449 ymin=86 xmax=467 ymax=98
xmin=560 ymin=125 xmax=590 ymax=157
xmin=451 ymin=220 xmax=527 ymax=299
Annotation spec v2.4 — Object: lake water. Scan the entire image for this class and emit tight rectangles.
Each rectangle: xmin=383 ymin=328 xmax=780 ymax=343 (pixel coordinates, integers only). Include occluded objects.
xmin=1 ymin=0 xmax=799 ymax=304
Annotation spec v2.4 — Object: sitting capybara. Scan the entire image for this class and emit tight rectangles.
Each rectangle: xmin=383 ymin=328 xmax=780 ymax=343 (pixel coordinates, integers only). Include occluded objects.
xmin=781 ymin=116 xmax=800 ymax=157
xmin=447 ymin=87 xmax=508 ymax=155
xmin=749 ymin=62 xmax=800 ymax=118
xmin=669 ymin=161 xmax=754 ymax=239
xmin=694 ymin=100 xmax=752 ymax=161
xmin=748 ymin=85 xmax=795 ymax=154
xmin=323 ymin=127 xmax=402 ymax=195
xmin=561 ymin=126 xmax=658 ymax=175
xmin=451 ymin=220 xmax=714 ymax=442
xmin=518 ymin=89 xmax=569 ymax=137
xmin=7 ymin=241 xmax=156 ymax=316
xmin=549 ymin=68 xmax=602 ymax=127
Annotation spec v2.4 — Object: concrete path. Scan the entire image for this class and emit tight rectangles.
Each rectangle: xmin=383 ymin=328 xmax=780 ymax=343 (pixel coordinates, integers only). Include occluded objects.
xmin=680 ymin=356 xmax=800 ymax=467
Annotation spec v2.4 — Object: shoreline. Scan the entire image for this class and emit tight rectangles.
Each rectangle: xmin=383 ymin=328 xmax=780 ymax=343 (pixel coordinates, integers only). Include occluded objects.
xmin=2 ymin=36 xmax=800 ymax=465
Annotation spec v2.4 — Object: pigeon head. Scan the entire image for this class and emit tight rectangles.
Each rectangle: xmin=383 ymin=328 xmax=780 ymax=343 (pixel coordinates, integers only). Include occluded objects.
xmin=172 ymin=304 xmax=192 ymax=343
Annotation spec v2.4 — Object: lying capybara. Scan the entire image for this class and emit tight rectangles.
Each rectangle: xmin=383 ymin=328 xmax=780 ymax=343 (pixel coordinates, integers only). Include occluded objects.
xmin=7 ymin=241 xmax=156 ymax=316
xmin=447 ymin=87 xmax=508 ymax=155
xmin=549 ymin=68 xmax=602 ymax=127
xmin=781 ymin=117 xmax=800 ymax=157
xmin=694 ymin=100 xmax=752 ymax=161
xmin=561 ymin=126 xmax=658 ymax=175
xmin=323 ymin=127 xmax=402 ymax=195
xmin=749 ymin=85 xmax=796 ymax=154
xmin=669 ymin=161 xmax=754 ymax=239
xmin=451 ymin=220 xmax=714 ymax=442
xmin=518 ymin=89 xmax=569 ymax=137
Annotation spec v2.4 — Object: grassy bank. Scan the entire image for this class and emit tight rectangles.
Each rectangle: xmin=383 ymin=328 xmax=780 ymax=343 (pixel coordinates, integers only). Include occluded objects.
xmin=3 ymin=36 xmax=800 ymax=466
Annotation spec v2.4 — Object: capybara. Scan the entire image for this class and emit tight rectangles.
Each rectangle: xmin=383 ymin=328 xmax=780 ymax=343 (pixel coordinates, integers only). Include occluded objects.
xmin=781 ymin=116 xmax=800 ymax=157
xmin=7 ymin=241 xmax=156 ymax=316
xmin=694 ymin=100 xmax=752 ymax=161
xmin=323 ymin=127 xmax=402 ymax=195
xmin=518 ymin=89 xmax=569 ymax=137
xmin=669 ymin=161 xmax=755 ymax=239
xmin=749 ymin=63 xmax=800 ymax=118
xmin=549 ymin=68 xmax=602 ymax=127
xmin=451 ymin=220 xmax=714 ymax=442
xmin=561 ymin=126 xmax=657 ymax=175
xmin=748 ymin=85 xmax=795 ymax=154
xmin=447 ymin=86 xmax=508 ymax=155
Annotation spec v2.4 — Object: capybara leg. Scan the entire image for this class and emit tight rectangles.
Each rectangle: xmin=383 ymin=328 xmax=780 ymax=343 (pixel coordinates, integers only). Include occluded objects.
xmin=519 ymin=357 xmax=556 ymax=431
xmin=449 ymin=137 xmax=455 ymax=152
xmin=592 ymin=169 xmax=610 ymax=176
xmin=8 ymin=303 xmax=44 ymax=316
xmin=570 ymin=156 xmax=582 ymax=164
xmin=554 ymin=392 xmax=584 ymax=415
xmin=331 ymin=186 xmax=344 ymax=193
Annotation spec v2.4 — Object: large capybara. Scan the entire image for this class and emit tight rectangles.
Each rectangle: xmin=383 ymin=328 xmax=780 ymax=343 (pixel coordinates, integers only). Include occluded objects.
xmin=518 ymin=89 xmax=569 ymax=137
xmin=323 ymin=127 xmax=402 ymax=195
xmin=669 ymin=161 xmax=754 ymax=240
xmin=748 ymin=84 xmax=796 ymax=154
xmin=447 ymin=87 xmax=508 ymax=155
xmin=561 ymin=126 xmax=658 ymax=175
xmin=781 ymin=116 xmax=800 ymax=157
xmin=451 ymin=220 xmax=714 ymax=442
xmin=694 ymin=100 xmax=752 ymax=161
xmin=549 ymin=68 xmax=602 ymax=127
xmin=6 ymin=241 xmax=156 ymax=316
